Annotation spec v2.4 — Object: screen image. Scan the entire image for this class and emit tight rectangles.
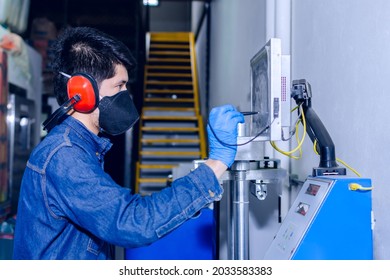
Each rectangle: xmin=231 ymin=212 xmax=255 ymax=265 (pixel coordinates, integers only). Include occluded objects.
xmin=249 ymin=38 xmax=283 ymax=141
xmin=305 ymin=184 xmax=321 ymax=196
xmin=251 ymin=47 xmax=270 ymax=136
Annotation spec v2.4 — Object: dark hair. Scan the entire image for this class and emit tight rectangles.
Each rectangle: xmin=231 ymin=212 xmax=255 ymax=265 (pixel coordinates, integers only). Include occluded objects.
xmin=51 ymin=26 xmax=136 ymax=105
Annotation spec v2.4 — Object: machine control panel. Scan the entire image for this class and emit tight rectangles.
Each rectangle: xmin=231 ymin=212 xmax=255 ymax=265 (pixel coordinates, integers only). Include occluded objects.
xmin=264 ymin=177 xmax=332 ymax=259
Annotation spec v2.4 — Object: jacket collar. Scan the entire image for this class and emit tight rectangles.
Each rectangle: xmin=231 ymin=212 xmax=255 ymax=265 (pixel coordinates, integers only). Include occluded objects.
xmin=62 ymin=116 xmax=112 ymax=157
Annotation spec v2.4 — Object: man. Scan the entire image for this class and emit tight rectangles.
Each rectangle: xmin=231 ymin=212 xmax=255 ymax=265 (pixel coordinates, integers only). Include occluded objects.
xmin=13 ymin=27 xmax=244 ymax=259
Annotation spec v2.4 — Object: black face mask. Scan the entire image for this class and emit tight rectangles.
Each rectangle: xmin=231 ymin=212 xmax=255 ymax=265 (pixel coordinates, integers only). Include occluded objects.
xmin=98 ymin=90 xmax=139 ymax=136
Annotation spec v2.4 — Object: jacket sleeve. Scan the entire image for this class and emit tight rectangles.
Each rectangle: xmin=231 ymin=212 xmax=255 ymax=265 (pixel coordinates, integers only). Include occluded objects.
xmin=45 ymin=146 xmax=223 ymax=248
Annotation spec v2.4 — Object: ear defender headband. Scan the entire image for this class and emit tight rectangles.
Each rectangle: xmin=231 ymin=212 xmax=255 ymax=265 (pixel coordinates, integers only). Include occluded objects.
xmin=42 ymin=72 xmax=100 ymax=132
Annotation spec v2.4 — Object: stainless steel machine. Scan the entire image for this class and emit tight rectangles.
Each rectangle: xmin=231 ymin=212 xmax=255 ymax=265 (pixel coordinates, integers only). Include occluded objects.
xmin=213 ymin=40 xmax=373 ymax=260
xmin=0 ymin=50 xmax=9 ymax=220
xmin=262 ymin=79 xmax=373 ymax=260
xmin=215 ymin=38 xmax=291 ymax=260
xmin=134 ymin=38 xmax=373 ymax=260
xmin=7 ymin=92 xmax=36 ymax=215
xmin=216 ymin=154 xmax=286 ymax=260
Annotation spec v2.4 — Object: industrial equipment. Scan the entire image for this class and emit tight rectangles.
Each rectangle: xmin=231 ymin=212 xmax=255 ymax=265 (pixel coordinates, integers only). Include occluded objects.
xmin=0 ymin=44 xmax=40 ymax=259
xmin=0 ymin=52 xmax=36 ymax=219
xmin=216 ymin=38 xmax=291 ymax=260
xmin=0 ymin=50 xmax=9 ymax=221
xmin=216 ymin=40 xmax=373 ymax=260
xmin=263 ymin=79 xmax=373 ymax=259
xmin=128 ymin=37 xmax=373 ymax=260
xmin=264 ymin=175 xmax=373 ymax=259
xmin=217 ymin=158 xmax=286 ymax=260
xmin=7 ymin=92 xmax=36 ymax=215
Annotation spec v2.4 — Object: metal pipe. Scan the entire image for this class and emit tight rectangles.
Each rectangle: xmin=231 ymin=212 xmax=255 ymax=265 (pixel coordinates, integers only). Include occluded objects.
xmin=229 ymin=161 xmax=250 ymax=260
xmin=219 ymin=160 xmax=287 ymax=260
xmin=231 ymin=173 xmax=249 ymax=259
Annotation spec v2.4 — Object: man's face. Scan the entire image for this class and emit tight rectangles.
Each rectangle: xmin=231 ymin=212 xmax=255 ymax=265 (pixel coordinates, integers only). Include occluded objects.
xmin=89 ymin=64 xmax=129 ymax=133
xmin=99 ymin=64 xmax=129 ymax=98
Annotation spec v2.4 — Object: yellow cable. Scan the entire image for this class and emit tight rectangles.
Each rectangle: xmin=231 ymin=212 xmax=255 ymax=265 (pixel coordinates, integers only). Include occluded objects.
xmin=272 ymin=105 xmax=364 ymax=178
xmin=294 ymin=120 xmax=303 ymax=159
xmin=313 ymin=141 xmax=372 ymax=190
xmin=271 ymin=105 xmax=306 ymax=159
xmin=336 ymin=158 xmax=362 ymax=178
xmin=313 ymin=139 xmax=362 ymax=177
xmin=291 ymin=105 xmax=299 ymax=113
xmin=273 ymin=105 xmax=367 ymax=185
xmin=270 ymin=120 xmax=302 ymax=159
xmin=313 ymin=139 xmax=319 ymax=155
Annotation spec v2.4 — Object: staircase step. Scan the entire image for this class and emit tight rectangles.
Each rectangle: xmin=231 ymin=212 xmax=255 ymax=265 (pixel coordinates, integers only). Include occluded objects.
xmin=145 ymin=81 xmax=193 ymax=86
xmin=149 ymin=51 xmax=190 ymax=56
xmin=141 ymin=127 xmax=199 ymax=132
xmin=150 ymin=44 xmax=189 ymax=50
xmin=143 ymin=107 xmax=195 ymax=112
xmin=138 ymin=178 xmax=168 ymax=183
xmin=138 ymin=164 xmax=177 ymax=169
xmin=148 ymin=58 xmax=191 ymax=63
xmin=140 ymin=151 xmax=201 ymax=156
xmin=146 ymin=65 xmax=191 ymax=71
xmin=146 ymin=73 xmax=192 ymax=78
xmin=141 ymin=139 xmax=200 ymax=144
xmin=144 ymin=89 xmax=193 ymax=94
xmin=149 ymin=32 xmax=191 ymax=42
xmin=142 ymin=115 xmax=198 ymax=121
xmin=144 ymin=97 xmax=194 ymax=102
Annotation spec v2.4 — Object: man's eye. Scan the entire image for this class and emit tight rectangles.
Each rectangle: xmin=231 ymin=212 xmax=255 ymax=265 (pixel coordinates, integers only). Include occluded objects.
xmin=126 ymin=82 xmax=131 ymax=90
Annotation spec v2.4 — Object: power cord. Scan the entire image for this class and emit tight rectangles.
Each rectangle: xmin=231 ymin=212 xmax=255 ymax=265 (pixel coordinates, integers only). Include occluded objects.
xmin=270 ymin=105 xmax=306 ymax=159
xmin=313 ymin=139 xmax=362 ymax=178
xmin=207 ymin=119 xmax=274 ymax=146
xmin=314 ymin=141 xmax=373 ymax=191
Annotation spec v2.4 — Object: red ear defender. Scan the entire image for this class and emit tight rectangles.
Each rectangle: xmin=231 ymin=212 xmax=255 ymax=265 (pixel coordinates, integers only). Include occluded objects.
xmin=67 ymin=73 xmax=99 ymax=113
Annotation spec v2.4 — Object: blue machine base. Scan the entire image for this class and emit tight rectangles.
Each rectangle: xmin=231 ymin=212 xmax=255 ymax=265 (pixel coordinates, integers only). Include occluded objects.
xmin=293 ymin=176 xmax=373 ymax=260
xmin=265 ymin=176 xmax=373 ymax=260
xmin=125 ymin=208 xmax=215 ymax=260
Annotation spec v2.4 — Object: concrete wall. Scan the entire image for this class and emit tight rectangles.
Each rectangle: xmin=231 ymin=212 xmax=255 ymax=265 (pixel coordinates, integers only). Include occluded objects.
xmin=192 ymin=1 xmax=209 ymax=116
xmin=208 ymin=0 xmax=267 ymax=113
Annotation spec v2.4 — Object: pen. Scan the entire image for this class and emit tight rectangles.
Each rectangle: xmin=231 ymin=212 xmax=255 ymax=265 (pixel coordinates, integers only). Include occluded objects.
xmin=240 ymin=111 xmax=259 ymax=116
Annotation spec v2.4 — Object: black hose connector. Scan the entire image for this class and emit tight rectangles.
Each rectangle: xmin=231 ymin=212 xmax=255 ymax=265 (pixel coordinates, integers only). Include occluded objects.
xmin=291 ymin=79 xmax=346 ymax=176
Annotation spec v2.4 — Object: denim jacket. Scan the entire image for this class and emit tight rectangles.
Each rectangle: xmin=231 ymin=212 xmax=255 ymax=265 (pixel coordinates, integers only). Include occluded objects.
xmin=13 ymin=116 xmax=223 ymax=260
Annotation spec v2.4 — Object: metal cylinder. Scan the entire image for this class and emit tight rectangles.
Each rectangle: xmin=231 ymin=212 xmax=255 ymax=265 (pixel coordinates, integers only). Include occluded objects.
xmin=228 ymin=161 xmax=250 ymax=260
xmin=219 ymin=159 xmax=286 ymax=260
xmin=237 ymin=123 xmax=246 ymax=137
xmin=231 ymin=173 xmax=249 ymax=259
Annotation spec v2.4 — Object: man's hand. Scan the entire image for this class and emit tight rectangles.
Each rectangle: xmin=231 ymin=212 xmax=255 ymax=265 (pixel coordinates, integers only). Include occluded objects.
xmin=207 ymin=104 xmax=244 ymax=168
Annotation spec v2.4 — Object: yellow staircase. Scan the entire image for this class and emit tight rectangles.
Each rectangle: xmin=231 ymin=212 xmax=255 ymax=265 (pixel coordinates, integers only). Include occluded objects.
xmin=135 ymin=32 xmax=206 ymax=195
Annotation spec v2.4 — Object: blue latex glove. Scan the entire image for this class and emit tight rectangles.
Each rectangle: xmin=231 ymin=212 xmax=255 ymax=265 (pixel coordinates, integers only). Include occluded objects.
xmin=207 ymin=104 xmax=245 ymax=168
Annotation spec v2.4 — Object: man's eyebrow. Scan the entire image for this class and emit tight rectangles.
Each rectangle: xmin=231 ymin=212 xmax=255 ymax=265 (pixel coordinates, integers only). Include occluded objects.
xmin=115 ymin=79 xmax=128 ymax=85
